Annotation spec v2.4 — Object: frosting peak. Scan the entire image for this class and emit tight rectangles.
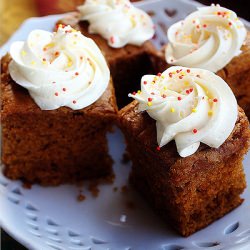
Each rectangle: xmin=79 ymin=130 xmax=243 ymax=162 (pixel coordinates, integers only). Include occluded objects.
xmin=9 ymin=25 xmax=110 ymax=110
xmin=78 ymin=0 xmax=154 ymax=48
xmin=129 ymin=67 xmax=237 ymax=157
xmin=166 ymin=5 xmax=247 ymax=72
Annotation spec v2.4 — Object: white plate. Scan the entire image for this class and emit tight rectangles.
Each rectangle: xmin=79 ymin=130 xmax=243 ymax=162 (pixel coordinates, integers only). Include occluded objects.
xmin=1 ymin=1 xmax=250 ymax=249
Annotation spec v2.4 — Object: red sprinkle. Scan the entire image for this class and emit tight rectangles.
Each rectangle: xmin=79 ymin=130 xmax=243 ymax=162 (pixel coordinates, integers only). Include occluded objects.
xmin=73 ymin=100 xmax=76 ymax=104
xmin=169 ymin=73 xmax=173 ymax=78
xmin=55 ymin=92 xmax=58 ymax=96
xmin=229 ymin=22 xmax=232 ymax=26
xmin=213 ymin=98 xmax=218 ymax=102
xmin=189 ymin=88 xmax=193 ymax=92
xmin=42 ymin=58 xmax=46 ymax=61
xmin=177 ymin=96 xmax=182 ymax=101
xmin=179 ymin=76 xmax=183 ymax=79
xmin=148 ymin=98 xmax=153 ymax=102
xmin=162 ymin=94 xmax=166 ymax=98
xmin=143 ymin=81 xmax=147 ymax=85
xmin=196 ymin=25 xmax=200 ymax=29
xmin=55 ymin=51 xmax=60 ymax=56
xmin=217 ymin=12 xmax=221 ymax=15
xmin=110 ymin=36 xmax=115 ymax=44
xmin=203 ymin=24 xmax=207 ymax=28
xmin=157 ymin=73 xmax=162 ymax=77
xmin=75 ymin=72 xmax=79 ymax=76
xmin=132 ymin=91 xmax=136 ymax=95
xmin=187 ymin=69 xmax=190 ymax=73
xmin=186 ymin=90 xmax=190 ymax=94
xmin=62 ymin=88 xmax=66 ymax=91
xmin=193 ymin=129 xmax=198 ymax=134
xmin=156 ymin=146 xmax=161 ymax=151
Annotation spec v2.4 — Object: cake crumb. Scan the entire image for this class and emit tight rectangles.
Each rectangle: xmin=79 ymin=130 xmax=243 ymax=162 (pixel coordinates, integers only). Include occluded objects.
xmin=88 ymin=181 xmax=100 ymax=198
xmin=121 ymin=152 xmax=130 ymax=164
xmin=126 ymin=200 xmax=136 ymax=210
xmin=77 ymin=193 xmax=86 ymax=202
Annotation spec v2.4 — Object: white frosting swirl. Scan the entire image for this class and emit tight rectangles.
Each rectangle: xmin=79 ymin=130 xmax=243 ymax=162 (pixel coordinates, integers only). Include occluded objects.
xmin=9 ymin=25 xmax=110 ymax=110
xmin=78 ymin=0 xmax=154 ymax=48
xmin=129 ymin=67 xmax=237 ymax=157
xmin=166 ymin=5 xmax=247 ymax=72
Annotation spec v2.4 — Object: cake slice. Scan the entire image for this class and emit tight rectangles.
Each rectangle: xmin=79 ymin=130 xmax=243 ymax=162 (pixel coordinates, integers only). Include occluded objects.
xmin=119 ymin=67 xmax=250 ymax=236
xmin=1 ymin=25 xmax=117 ymax=186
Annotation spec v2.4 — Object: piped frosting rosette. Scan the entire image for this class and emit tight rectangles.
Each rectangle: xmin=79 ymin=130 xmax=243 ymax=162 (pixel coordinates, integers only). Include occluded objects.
xmin=9 ymin=25 xmax=110 ymax=110
xmin=78 ymin=0 xmax=154 ymax=48
xmin=129 ymin=67 xmax=237 ymax=157
xmin=166 ymin=5 xmax=247 ymax=72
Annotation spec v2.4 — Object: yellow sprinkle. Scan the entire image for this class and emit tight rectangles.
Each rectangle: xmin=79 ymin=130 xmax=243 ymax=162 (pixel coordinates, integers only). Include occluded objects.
xmin=31 ymin=61 xmax=36 ymax=65
xmin=163 ymin=86 xmax=167 ymax=90
xmin=184 ymin=81 xmax=189 ymax=86
xmin=170 ymin=107 xmax=175 ymax=113
xmin=73 ymin=41 xmax=77 ymax=45
xmin=21 ymin=50 xmax=27 ymax=56
xmin=192 ymin=108 xmax=197 ymax=113
xmin=130 ymin=17 xmax=136 ymax=27
xmin=180 ymin=111 xmax=184 ymax=118
xmin=42 ymin=61 xmax=47 ymax=65
xmin=68 ymin=61 xmax=73 ymax=67
xmin=137 ymin=90 xmax=141 ymax=94
xmin=161 ymin=75 xmax=165 ymax=79
xmin=46 ymin=43 xmax=55 ymax=48
xmin=147 ymin=102 xmax=152 ymax=106
xmin=208 ymin=110 xmax=213 ymax=116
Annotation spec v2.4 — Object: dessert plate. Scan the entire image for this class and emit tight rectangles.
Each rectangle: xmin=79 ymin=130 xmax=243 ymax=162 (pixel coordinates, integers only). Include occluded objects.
xmin=1 ymin=0 xmax=250 ymax=249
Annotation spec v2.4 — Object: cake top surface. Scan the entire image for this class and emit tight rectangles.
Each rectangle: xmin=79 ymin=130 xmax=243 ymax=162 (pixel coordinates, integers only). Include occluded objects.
xmin=8 ymin=25 xmax=110 ymax=111
xmin=165 ymin=4 xmax=247 ymax=72
xmin=129 ymin=66 xmax=237 ymax=157
xmin=77 ymin=0 xmax=155 ymax=48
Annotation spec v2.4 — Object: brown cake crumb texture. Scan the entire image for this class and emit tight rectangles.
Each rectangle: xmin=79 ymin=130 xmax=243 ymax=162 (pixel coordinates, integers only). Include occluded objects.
xmin=152 ymin=32 xmax=250 ymax=119
xmin=1 ymin=54 xmax=117 ymax=186
xmin=119 ymin=101 xmax=250 ymax=236
xmin=57 ymin=12 xmax=158 ymax=108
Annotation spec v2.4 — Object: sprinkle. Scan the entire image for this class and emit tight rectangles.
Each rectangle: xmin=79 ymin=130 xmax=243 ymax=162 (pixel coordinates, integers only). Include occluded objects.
xmin=192 ymin=108 xmax=197 ymax=113
xmin=163 ymin=86 xmax=167 ymax=90
xmin=21 ymin=50 xmax=27 ymax=56
xmin=213 ymin=98 xmax=218 ymax=102
xmin=80 ymin=56 xmax=83 ymax=60
xmin=187 ymin=69 xmax=190 ymax=73
xmin=169 ymin=73 xmax=173 ymax=78
xmin=203 ymin=24 xmax=207 ymax=28
xmin=62 ymin=88 xmax=66 ymax=91
xmin=55 ymin=92 xmax=59 ymax=96
xmin=110 ymin=36 xmax=115 ymax=44
xmin=156 ymin=146 xmax=161 ymax=151
xmin=196 ymin=25 xmax=200 ymax=29
xmin=52 ymin=81 xmax=56 ymax=84
xmin=148 ymin=98 xmax=153 ymax=102
xmin=186 ymin=89 xmax=190 ymax=94
xmin=157 ymin=73 xmax=162 ymax=77
xmin=217 ymin=12 xmax=221 ymax=15
xmin=208 ymin=110 xmax=213 ymax=116
xmin=162 ymin=94 xmax=166 ymax=98
xmin=55 ymin=51 xmax=60 ymax=56
xmin=179 ymin=76 xmax=183 ymax=79
xmin=73 ymin=100 xmax=77 ymax=104
xmin=189 ymin=88 xmax=193 ymax=93
xmin=147 ymin=102 xmax=152 ymax=106
xmin=68 ymin=61 xmax=73 ymax=67
xmin=177 ymin=97 xmax=182 ymax=101
xmin=42 ymin=58 xmax=46 ymax=61
xmin=228 ymin=22 xmax=232 ymax=26
xmin=75 ymin=72 xmax=79 ymax=76
xmin=143 ymin=81 xmax=147 ymax=85
xmin=137 ymin=90 xmax=141 ymax=94
xmin=31 ymin=61 xmax=36 ymax=65
xmin=170 ymin=107 xmax=175 ymax=113
xmin=151 ymin=92 xmax=155 ymax=95
xmin=132 ymin=91 xmax=136 ymax=95
xmin=184 ymin=81 xmax=189 ymax=86
xmin=193 ymin=129 xmax=198 ymax=134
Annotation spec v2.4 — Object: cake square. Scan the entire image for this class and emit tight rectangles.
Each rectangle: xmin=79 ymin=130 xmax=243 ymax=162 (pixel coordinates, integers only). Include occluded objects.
xmin=1 ymin=54 xmax=117 ymax=186
xmin=57 ymin=12 xmax=158 ymax=108
xmin=119 ymin=101 xmax=250 ymax=236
